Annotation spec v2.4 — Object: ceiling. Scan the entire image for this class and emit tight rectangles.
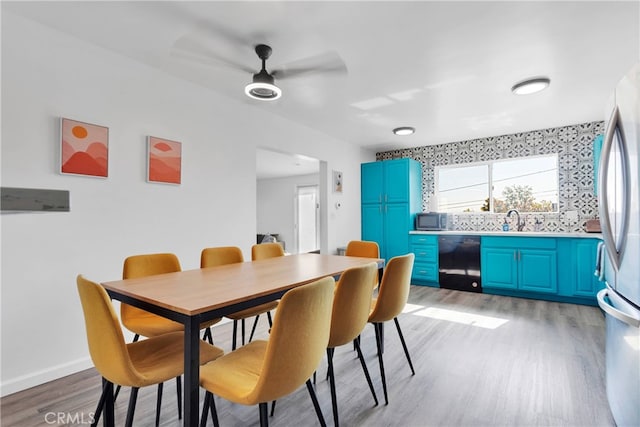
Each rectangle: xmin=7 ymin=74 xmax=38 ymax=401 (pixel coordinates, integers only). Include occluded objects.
xmin=3 ymin=1 xmax=639 ymax=177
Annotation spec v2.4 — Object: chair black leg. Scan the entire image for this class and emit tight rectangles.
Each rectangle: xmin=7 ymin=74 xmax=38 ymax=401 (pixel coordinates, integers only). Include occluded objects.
xmin=248 ymin=314 xmax=260 ymax=342
xmin=259 ymin=402 xmax=269 ymax=427
xmin=90 ymin=378 xmax=109 ymax=427
xmin=266 ymin=311 xmax=273 ymax=327
xmin=242 ymin=318 xmax=246 ymax=346
xmin=125 ymin=387 xmax=139 ymax=427
xmin=306 ymin=379 xmax=327 ymax=427
xmin=201 ymin=391 xmax=219 ymax=427
xmin=203 ymin=327 xmax=213 ymax=345
xmin=176 ymin=376 xmax=182 ymax=419
xmin=200 ymin=392 xmax=210 ymax=427
xmin=374 ymin=322 xmax=389 ymax=405
xmin=326 ymin=348 xmax=339 ymax=427
xmin=354 ymin=338 xmax=379 ymax=406
xmin=270 ymin=400 xmax=276 ymax=417
xmin=210 ymin=393 xmax=219 ymax=427
xmin=232 ymin=320 xmax=238 ymax=350
xmin=103 ymin=381 xmax=114 ymax=427
xmin=155 ymin=383 xmax=163 ymax=427
xmin=325 ymin=347 xmax=334 ymax=381
xmin=394 ymin=317 xmax=415 ymax=375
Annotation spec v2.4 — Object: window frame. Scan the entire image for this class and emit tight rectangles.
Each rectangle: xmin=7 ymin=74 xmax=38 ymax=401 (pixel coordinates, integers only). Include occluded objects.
xmin=434 ymin=154 xmax=559 ymax=214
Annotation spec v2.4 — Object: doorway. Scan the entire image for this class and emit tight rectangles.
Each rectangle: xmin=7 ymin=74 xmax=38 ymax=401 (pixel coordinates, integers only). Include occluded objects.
xmin=296 ymin=185 xmax=319 ymax=253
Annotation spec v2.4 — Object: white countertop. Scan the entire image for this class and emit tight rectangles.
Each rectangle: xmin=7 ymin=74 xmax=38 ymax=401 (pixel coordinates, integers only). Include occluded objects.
xmin=410 ymin=230 xmax=602 ymax=239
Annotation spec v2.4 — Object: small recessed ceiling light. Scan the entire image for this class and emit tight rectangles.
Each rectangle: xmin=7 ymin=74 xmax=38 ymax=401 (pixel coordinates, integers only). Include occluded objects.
xmin=511 ymin=77 xmax=550 ymax=95
xmin=393 ymin=127 xmax=415 ymax=136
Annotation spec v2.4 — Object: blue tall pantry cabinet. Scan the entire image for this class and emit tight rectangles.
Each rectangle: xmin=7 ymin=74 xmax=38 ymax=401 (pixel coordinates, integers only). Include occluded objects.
xmin=361 ymin=159 xmax=422 ymax=260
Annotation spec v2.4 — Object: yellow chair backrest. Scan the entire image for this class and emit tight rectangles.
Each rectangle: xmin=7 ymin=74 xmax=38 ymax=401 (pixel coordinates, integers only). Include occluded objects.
xmin=121 ymin=253 xmax=182 ymax=323
xmin=251 ymin=243 xmax=285 ymax=261
xmin=201 ymin=246 xmax=244 ymax=268
xmin=369 ymin=253 xmax=415 ymax=323
xmin=250 ymin=276 xmax=334 ymax=403
xmin=329 ymin=263 xmax=378 ymax=348
xmin=77 ymin=275 xmax=142 ymax=387
xmin=122 ymin=253 xmax=181 ymax=279
xmin=345 ymin=241 xmax=380 ymax=259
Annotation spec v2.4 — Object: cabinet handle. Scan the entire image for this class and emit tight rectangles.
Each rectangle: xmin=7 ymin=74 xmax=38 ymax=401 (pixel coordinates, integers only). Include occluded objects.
xmin=385 ymin=194 xmax=388 ymax=203
xmin=379 ymin=194 xmax=382 ymax=203
xmin=379 ymin=205 xmax=382 ymax=214
xmin=514 ymin=251 xmax=517 ymax=262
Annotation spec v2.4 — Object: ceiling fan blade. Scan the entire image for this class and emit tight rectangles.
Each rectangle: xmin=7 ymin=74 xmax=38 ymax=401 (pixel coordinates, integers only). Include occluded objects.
xmin=271 ymin=51 xmax=347 ymax=80
xmin=170 ymin=34 xmax=255 ymax=74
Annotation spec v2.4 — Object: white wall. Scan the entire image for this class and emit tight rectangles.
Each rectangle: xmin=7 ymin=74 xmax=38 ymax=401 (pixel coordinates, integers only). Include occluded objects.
xmin=0 ymin=11 xmax=375 ymax=396
xmin=257 ymin=173 xmax=320 ymax=253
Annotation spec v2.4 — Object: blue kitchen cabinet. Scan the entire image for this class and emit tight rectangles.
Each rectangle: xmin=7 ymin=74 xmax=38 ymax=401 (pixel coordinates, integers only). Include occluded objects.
xmin=481 ymin=236 xmax=557 ymax=294
xmin=481 ymin=247 xmax=518 ymax=289
xmin=557 ymin=238 xmax=603 ymax=301
xmin=361 ymin=161 xmax=384 ymax=204
xmin=361 ymin=159 xmax=422 ymax=261
xmin=409 ymin=234 xmax=439 ymax=285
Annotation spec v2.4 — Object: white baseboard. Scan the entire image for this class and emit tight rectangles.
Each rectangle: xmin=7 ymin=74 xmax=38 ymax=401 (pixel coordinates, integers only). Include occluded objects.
xmin=1 ymin=357 xmax=93 ymax=397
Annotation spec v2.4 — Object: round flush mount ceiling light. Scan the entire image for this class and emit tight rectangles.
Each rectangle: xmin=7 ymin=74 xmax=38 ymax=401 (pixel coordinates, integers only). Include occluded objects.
xmin=511 ymin=77 xmax=550 ymax=95
xmin=244 ymin=69 xmax=282 ymax=101
xmin=393 ymin=127 xmax=415 ymax=136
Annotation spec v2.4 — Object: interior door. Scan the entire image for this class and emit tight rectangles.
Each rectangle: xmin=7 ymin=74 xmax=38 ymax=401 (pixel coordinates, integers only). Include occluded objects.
xmin=296 ymin=185 xmax=319 ymax=253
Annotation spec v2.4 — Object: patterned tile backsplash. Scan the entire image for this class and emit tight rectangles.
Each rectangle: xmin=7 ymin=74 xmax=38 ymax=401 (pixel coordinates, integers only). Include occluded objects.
xmin=376 ymin=121 xmax=604 ymax=233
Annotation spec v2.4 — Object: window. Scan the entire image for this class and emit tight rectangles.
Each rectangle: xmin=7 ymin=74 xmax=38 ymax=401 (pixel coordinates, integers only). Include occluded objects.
xmin=435 ymin=155 xmax=558 ymax=213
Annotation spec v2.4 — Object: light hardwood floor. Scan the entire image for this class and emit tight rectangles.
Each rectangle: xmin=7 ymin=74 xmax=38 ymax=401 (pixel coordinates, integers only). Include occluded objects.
xmin=1 ymin=286 xmax=615 ymax=426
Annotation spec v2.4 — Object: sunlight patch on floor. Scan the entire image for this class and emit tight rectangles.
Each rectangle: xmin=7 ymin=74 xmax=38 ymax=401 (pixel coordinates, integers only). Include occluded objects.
xmin=414 ymin=307 xmax=509 ymax=329
xmin=402 ymin=303 xmax=425 ymax=314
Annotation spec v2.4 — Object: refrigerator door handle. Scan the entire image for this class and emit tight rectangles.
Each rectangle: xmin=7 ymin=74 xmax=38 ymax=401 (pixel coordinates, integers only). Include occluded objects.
xmin=598 ymin=105 xmax=630 ymax=271
xmin=598 ymin=106 xmax=616 ymax=267
xmin=597 ymin=288 xmax=640 ymax=328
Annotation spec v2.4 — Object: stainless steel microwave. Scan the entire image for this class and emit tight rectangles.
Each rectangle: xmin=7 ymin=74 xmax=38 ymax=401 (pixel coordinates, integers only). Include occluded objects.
xmin=415 ymin=212 xmax=450 ymax=231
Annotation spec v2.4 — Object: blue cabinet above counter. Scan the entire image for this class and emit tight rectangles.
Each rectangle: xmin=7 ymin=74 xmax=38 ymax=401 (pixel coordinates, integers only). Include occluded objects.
xmin=408 ymin=231 xmax=604 ymax=306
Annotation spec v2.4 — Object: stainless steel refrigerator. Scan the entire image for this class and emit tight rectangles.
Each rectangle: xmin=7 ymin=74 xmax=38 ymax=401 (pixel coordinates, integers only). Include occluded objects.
xmin=596 ymin=63 xmax=640 ymax=427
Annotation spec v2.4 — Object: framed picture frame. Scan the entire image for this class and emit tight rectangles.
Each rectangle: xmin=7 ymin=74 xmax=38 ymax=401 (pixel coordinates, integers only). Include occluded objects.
xmin=333 ymin=170 xmax=343 ymax=193
xmin=60 ymin=118 xmax=109 ymax=178
xmin=147 ymin=136 xmax=182 ymax=185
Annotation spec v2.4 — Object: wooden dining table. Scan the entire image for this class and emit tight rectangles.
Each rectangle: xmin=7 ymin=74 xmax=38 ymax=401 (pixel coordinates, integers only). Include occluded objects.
xmin=101 ymin=253 xmax=384 ymax=427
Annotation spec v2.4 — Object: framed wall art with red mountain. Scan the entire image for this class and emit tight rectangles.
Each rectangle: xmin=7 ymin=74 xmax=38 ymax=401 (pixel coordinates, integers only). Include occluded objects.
xmin=147 ymin=136 xmax=181 ymax=185
xmin=60 ymin=118 xmax=108 ymax=178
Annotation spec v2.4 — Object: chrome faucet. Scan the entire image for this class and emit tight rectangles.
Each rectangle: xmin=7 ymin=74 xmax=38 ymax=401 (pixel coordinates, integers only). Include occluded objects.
xmin=507 ymin=209 xmax=526 ymax=232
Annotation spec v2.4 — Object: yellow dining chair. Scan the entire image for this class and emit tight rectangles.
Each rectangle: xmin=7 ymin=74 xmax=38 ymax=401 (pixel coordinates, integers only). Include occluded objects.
xmin=118 ymin=253 xmax=221 ymax=422
xmin=270 ymin=262 xmax=380 ymax=423
xmin=368 ymin=253 xmax=415 ymax=405
xmin=199 ymin=276 xmax=334 ymax=427
xmin=251 ymin=242 xmax=285 ymax=260
xmin=200 ymin=246 xmax=280 ymax=350
xmin=345 ymin=240 xmax=380 ymax=259
xmin=345 ymin=240 xmax=381 ymax=291
xmin=76 ymin=275 xmax=223 ymax=427
xmin=325 ymin=262 xmax=379 ymax=426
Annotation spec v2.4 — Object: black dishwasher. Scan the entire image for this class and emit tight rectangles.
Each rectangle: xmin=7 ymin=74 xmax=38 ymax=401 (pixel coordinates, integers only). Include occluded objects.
xmin=438 ymin=235 xmax=482 ymax=293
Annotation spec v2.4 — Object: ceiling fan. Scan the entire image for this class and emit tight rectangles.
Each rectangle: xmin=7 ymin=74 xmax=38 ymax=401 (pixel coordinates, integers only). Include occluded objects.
xmin=170 ymin=35 xmax=347 ymax=101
